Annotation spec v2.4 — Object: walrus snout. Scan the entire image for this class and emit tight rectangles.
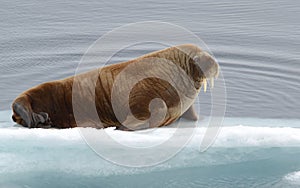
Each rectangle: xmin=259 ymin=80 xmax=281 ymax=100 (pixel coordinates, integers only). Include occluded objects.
xmin=195 ymin=52 xmax=219 ymax=78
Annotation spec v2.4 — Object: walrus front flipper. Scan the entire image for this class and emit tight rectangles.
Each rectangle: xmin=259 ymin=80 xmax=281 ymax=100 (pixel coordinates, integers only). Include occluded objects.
xmin=181 ymin=104 xmax=198 ymax=121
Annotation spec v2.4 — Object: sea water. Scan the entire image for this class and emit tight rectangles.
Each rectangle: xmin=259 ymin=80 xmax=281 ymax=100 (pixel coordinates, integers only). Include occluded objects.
xmin=0 ymin=0 xmax=300 ymax=187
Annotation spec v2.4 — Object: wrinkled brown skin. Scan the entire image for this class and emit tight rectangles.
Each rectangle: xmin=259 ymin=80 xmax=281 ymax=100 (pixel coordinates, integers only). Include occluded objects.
xmin=12 ymin=44 xmax=219 ymax=130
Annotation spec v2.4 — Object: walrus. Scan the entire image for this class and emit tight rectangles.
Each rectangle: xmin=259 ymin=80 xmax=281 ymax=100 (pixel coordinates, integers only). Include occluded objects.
xmin=11 ymin=44 xmax=219 ymax=130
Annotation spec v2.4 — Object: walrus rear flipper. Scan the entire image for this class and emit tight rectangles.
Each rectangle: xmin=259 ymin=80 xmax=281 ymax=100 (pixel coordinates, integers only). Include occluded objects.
xmin=181 ymin=104 xmax=198 ymax=121
xmin=12 ymin=99 xmax=52 ymax=128
xmin=12 ymin=102 xmax=32 ymax=127
xmin=32 ymin=112 xmax=52 ymax=128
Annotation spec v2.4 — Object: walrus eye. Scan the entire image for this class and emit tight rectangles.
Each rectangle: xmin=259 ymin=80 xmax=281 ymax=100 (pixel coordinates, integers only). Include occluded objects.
xmin=193 ymin=56 xmax=200 ymax=63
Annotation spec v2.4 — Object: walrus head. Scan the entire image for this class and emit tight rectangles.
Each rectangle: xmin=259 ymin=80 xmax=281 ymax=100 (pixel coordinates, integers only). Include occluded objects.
xmin=149 ymin=44 xmax=219 ymax=91
xmin=192 ymin=51 xmax=219 ymax=91
xmin=171 ymin=44 xmax=219 ymax=91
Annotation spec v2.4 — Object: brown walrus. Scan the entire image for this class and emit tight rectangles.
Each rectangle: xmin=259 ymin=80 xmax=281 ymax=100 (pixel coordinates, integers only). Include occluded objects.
xmin=11 ymin=44 xmax=219 ymax=130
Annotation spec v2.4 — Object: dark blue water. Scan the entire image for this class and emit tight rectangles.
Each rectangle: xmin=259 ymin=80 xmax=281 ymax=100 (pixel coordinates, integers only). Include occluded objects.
xmin=0 ymin=0 xmax=300 ymax=187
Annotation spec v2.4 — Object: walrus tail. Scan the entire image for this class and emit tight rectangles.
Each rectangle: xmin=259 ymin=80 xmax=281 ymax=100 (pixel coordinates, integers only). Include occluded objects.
xmin=12 ymin=95 xmax=52 ymax=128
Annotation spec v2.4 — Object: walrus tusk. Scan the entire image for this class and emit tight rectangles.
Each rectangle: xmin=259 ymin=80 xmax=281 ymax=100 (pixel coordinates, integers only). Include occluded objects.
xmin=210 ymin=78 xmax=214 ymax=89
xmin=203 ymin=79 xmax=207 ymax=92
